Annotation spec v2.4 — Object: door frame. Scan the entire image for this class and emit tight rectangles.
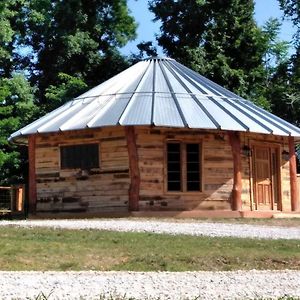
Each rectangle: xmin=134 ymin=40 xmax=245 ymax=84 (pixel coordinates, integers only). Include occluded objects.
xmin=251 ymin=142 xmax=282 ymax=211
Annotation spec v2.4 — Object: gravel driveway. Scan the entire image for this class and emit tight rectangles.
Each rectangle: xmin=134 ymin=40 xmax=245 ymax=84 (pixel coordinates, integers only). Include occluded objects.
xmin=1 ymin=270 xmax=300 ymax=299
xmin=1 ymin=218 xmax=300 ymax=239
xmin=1 ymin=219 xmax=300 ymax=299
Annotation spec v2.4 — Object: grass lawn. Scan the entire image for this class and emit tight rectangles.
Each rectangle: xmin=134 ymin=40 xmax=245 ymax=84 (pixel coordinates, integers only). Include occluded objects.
xmin=0 ymin=227 xmax=300 ymax=271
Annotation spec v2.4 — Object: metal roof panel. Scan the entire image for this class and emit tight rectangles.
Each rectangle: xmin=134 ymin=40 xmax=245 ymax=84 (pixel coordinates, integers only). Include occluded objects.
xmin=153 ymin=93 xmax=184 ymax=127
xmin=195 ymin=96 xmax=247 ymax=131
xmin=119 ymin=94 xmax=152 ymax=125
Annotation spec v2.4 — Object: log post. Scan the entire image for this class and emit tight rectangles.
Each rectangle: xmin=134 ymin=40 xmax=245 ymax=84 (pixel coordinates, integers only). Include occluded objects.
xmin=289 ymin=136 xmax=299 ymax=211
xmin=228 ymin=131 xmax=242 ymax=211
xmin=125 ymin=126 xmax=140 ymax=211
xmin=28 ymin=135 xmax=37 ymax=214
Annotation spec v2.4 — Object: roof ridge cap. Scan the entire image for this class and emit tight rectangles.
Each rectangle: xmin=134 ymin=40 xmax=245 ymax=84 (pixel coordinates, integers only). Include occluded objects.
xmin=143 ymin=56 xmax=174 ymax=61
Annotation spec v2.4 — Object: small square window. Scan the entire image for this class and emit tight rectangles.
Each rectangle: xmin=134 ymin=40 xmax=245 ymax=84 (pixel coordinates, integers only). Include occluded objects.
xmin=60 ymin=143 xmax=99 ymax=169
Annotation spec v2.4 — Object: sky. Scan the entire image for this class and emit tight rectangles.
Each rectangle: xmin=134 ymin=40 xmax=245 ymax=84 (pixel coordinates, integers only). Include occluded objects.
xmin=121 ymin=0 xmax=296 ymax=56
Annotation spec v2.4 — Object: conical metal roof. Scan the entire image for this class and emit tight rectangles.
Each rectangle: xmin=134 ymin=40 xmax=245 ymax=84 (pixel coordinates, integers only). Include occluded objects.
xmin=9 ymin=57 xmax=300 ymax=143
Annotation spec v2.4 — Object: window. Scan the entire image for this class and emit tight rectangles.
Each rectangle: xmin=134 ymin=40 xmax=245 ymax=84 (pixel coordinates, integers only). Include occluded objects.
xmin=60 ymin=143 xmax=99 ymax=169
xmin=167 ymin=143 xmax=181 ymax=191
xmin=167 ymin=142 xmax=201 ymax=192
xmin=186 ymin=143 xmax=201 ymax=191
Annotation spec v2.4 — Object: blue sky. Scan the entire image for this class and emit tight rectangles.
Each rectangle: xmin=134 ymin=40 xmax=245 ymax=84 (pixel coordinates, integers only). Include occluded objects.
xmin=121 ymin=0 xmax=296 ymax=56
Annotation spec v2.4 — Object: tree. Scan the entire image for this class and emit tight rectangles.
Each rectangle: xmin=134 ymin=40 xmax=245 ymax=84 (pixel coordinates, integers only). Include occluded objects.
xmin=45 ymin=73 xmax=88 ymax=111
xmin=19 ymin=0 xmax=137 ymax=105
xmin=279 ymin=0 xmax=300 ymax=44
xmin=0 ymin=0 xmax=16 ymax=77
xmin=0 ymin=74 xmax=37 ymax=184
xmin=0 ymin=0 xmax=37 ymax=184
xmin=272 ymin=0 xmax=300 ymax=125
xmin=149 ymin=0 xmax=285 ymax=109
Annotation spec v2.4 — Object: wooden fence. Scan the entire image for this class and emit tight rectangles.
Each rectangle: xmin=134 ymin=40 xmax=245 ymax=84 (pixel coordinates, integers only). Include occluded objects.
xmin=0 ymin=185 xmax=25 ymax=215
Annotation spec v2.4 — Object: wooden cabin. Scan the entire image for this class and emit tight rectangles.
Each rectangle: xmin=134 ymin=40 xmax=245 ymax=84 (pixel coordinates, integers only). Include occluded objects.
xmin=10 ymin=57 xmax=300 ymax=217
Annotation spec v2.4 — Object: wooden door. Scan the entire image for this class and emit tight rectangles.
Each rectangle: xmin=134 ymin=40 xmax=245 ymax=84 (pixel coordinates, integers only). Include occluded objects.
xmin=253 ymin=146 xmax=280 ymax=210
xmin=253 ymin=146 xmax=273 ymax=209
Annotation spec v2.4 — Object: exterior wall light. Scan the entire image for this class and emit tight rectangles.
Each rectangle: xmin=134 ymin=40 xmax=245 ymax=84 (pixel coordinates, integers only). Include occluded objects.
xmin=242 ymin=145 xmax=251 ymax=157
xmin=282 ymin=150 xmax=289 ymax=160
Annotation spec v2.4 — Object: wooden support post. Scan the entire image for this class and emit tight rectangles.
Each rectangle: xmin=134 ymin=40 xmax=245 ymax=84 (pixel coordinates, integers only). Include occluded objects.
xmin=228 ymin=131 xmax=242 ymax=211
xmin=125 ymin=126 xmax=140 ymax=211
xmin=28 ymin=135 xmax=37 ymax=214
xmin=289 ymin=136 xmax=299 ymax=211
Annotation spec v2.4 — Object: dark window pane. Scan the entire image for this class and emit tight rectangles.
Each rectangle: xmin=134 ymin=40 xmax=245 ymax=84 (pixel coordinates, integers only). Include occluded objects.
xmin=187 ymin=162 xmax=199 ymax=172
xmin=168 ymin=162 xmax=181 ymax=172
xmin=168 ymin=171 xmax=181 ymax=181
xmin=187 ymin=152 xmax=199 ymax=161
xmin=168 ymin=152 xmax=180 ymax=161
xmin=186 ymin=144 xmax=199 ymax=152
xmin=60 ymin=144 xmax=99 ymax=169
xmin=168 ymin=143 xmax=180 ymax=152
xmin=167 ymin=143 xmax=181 ymax=191
xmin=187 ymin=181 xmax=200 ymax=191
xmin=186 ymin=143 xmax=200 ymax=191
xmin=168 ymin=181 xmax=181 ymax=191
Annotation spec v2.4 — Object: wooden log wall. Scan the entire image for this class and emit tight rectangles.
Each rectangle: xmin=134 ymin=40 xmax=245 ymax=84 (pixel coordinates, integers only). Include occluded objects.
xmin=33 ymin=125 xmax=294 ymax=214
xmin=35 ymin=127 xmax=130 ymax=213
xmin=136 ymin=127 xmax=233 ymax=211
xmin=136 ymin=127 xmax=293 ymax=212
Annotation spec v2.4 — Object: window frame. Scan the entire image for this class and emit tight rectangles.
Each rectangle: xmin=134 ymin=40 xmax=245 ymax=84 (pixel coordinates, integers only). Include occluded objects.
xmin=164 ymin=139 xmax=203 ymax=194
xmin=59 ymin=142 xmax=100 ymax=170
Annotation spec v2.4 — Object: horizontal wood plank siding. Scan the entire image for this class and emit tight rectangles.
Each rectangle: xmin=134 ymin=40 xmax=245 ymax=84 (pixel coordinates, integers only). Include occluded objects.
xmin=35 ymin=127 xmax=129 ymax=213
xmin=33 ymin=125 xmax=294 ymax=214
xmin=136 ymin=127 xmax=232 ymax=211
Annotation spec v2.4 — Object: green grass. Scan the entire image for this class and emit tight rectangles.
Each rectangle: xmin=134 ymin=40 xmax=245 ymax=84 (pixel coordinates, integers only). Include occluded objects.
xmin=0 ymin=227 xmax=300 ymax=271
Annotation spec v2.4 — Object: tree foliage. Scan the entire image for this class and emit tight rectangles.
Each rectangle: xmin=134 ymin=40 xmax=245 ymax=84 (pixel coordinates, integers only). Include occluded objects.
xmin=45 ymin=73 xmax=88 ymax=111
xmin=19 ymin=0 xmax=137 ymax=103
xmin=0 ymin=0 xmax=17 ymax=77
xmin=149 ymin=0 xmax=289 ymax=110
xmin=149 ymin=1 xmax=262 ymax=98
xmin=271 ymin=0 xmax=300 ymax=125
xmin=279 ymin=0 xmax=300 ymax=44
xmin=0 ymin=74 xmax=37 ymax=184
xmin=0 ymin=0 xmax=37 ymax=184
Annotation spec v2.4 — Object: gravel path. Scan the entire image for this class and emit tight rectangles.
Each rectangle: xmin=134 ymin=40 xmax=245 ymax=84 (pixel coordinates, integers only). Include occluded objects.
xmin=1 ymin=270 xmax=300 ymax=299
xmin=1 ymin=219 xmax=300 ymax=239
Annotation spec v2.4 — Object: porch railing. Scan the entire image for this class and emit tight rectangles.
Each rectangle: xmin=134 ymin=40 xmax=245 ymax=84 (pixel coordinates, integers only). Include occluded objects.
xmin=297 ymin=175 xmax=300 ymax=204
xmin=0 ymin=185 xmax=25 ymax=215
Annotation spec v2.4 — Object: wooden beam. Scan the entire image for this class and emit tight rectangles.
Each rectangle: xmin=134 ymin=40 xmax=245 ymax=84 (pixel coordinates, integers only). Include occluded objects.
xmin=289 ymin=136 xmax=299 ymax=211
xmin=228 ymin=131 xmax=242 ymax=211
xmin=125 ymin=126 xmax=140 ymax=211
xmin=28 ymin=135 xmax=37 ymax=214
